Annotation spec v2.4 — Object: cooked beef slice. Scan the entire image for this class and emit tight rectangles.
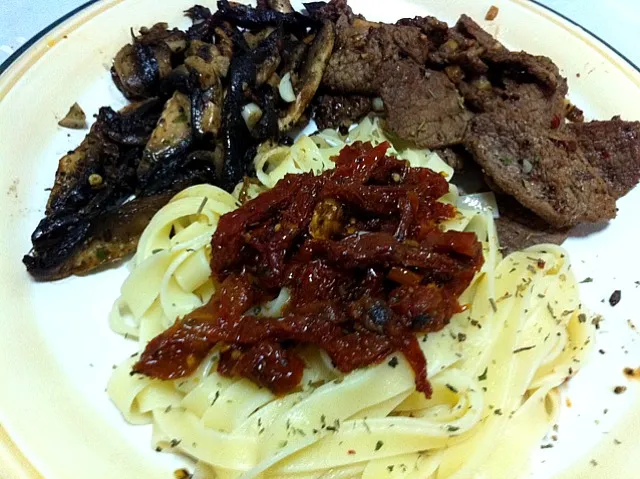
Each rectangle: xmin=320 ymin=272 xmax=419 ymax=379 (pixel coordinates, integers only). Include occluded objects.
xmin=569 ymin=119 xmax=640 ymax=199
xmin=435 ymin=146 xmax=473 ymax=172
xmin=313 ymin=94 xmax=372 ymax=130
xmin=380 ymin=62 xmax=471 ymax=149
xmin=485 ymin=50 xmax=568 ymax=96
xmin=495 ymin=196 xmax=569 ymax=254
xmin=322 ymin=20 xmax=433 ymax=93
xmin=496 ymin=215 xmax=569 ymax=254
xmin=425 ymin=15 xmax=504 ymax=73
xmin=464 ymin=107 xmax=616 ymax=228
xmin=396 ymin=15 xmax=449 ymax=47
xmin=455 ymin=52 xmax=568 ymax=129
xmin=305 ymin=0 xmax=355 ymax=23
xmin=455 ymin=14 xmax=505 ymax=53
xmin=322 ymin=12 xmax=565 ymax=147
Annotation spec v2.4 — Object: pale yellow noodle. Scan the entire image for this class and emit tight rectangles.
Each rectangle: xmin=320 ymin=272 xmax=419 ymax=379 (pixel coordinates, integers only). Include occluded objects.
xmin=107 ymin=118 xmax=594 ymax=478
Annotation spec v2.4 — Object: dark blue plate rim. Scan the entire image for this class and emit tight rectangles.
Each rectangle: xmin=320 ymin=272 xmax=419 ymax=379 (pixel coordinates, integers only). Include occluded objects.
xmin=1 ymin=1 xmax=638 ymax=81
xmin=0 ymin=0 xmax=99 ymax=77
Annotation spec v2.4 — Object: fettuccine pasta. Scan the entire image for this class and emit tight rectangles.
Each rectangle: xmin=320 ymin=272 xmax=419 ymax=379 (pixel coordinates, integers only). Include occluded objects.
xmin=108 ymin=118 xmax=594 ymax=479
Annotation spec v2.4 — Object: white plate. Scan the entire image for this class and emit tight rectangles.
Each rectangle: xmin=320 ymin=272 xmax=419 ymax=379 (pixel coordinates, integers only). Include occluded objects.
xmin=1 ymin=1 xmax=639 ymax=478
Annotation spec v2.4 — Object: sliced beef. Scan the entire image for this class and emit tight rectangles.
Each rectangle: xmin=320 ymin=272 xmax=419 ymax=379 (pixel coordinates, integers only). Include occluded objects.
xmin=305 ymin=0 xmax=355 ymax=23
xmin=322 ymin=21 xmax=433 ymax=94
xmin=396 ymin=15 xmax=449 ymax=47
xmin=435 ymin=146 xmax=473 ymax=172
xmin=426 ymin=14 xmax=504 ymax=73
xmin=569 ymin=119 xmax=640 ymax=199
xmin=495 ymin=196 xmax=569 ymax=254
xmin=380 ymin=62 xmax=471 ymax=149
xmin=313 ymin=94 xmax=372 ymax=130
xmin=485 ymin=50 xmax=567 ymax=96
xmin=455 ymin=15 xmax=504 ymax=53
xmin=464 ymin=106 xmax=616 ymax=228
xmin=455 ymin=54 xmax=567 ymax=128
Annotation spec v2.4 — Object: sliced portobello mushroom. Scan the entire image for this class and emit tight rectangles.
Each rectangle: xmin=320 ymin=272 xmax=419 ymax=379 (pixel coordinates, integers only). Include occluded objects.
xmin=214 ymin=21 xmax=250 ymax=60
xmin=160 ymin=64 xmax=193 ymax=96
xmin=138 ymin=91 xmax=193 ymax=181
xmin=184 ymin=5 xmax=219 ymax=41
xmin=279 ymin=20 xmax=335 ymax=132
xmin=139 ymin=150 xmax=218 ymax=197
xmin=24 ymin=193 xmax=174 ymax=280
xmin=217 ymin=0 xmax=317 ymax=31
xmin=244 ymin=27 xmax=276 ymax=50
xmin=45 ymin=99 xmax=162 ymax=215
xmin=220 ymin=29 xmax=284 ymax=190
xmin=190 ymin=82 xmax=224 ymax=142
xmin=111 ymin=42 xmax=173 ymax=99
xmin=256 ymin=47 xmax=282 ymax=86
xmin=184 ymin=46 xmax=226 ymax=142
xmin=99 ymin=97 xmax=165 ymax=146
xmin=267 ymin=0 xmax=294 ymax=13
xmin=186 ymin=40 xmax=230 ymax=78
xmin=136 ymin=22 xmax=188 ymax=54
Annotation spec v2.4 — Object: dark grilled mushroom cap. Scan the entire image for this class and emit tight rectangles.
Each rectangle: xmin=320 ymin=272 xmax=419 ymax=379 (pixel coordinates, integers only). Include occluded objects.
xmin=111 ymin=23 xmax=188 ymax=99
xmin=214 ymin=21 xmax=250 ymax=60
xmin=111 ymin=42 xmax=173 ymax=99
xmin=24 ymin=193 xmax=174 ymax=280
xmin=45 ymin=100 xmax=162 ymax=215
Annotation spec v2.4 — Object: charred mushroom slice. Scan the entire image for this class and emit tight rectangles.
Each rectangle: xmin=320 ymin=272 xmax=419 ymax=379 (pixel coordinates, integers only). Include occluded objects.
xmin=191 ymin=82 xmax=224 ymax=141
xmin=138 ymin=151 xmax=217 ymax=197
xmin=24 ymin=193 xmax=174 ymax=280
xmin=138 ymin=91 xmax=193 ymax=181
xmin=111 ymin=42 xmax=173 ymax=99
xmin=279 ymin=20 xmax=335 ymax=132
xmin=45 ymin=100 xmax=162 ymax=215
xmin=214 ymin=21 xmax=250 ymax=60
xmin=58 ymin=103 xmax=87 ymax=129
xmin=244 ymin=27 xmax=277 ymax=50
xmin=185 ymin=5 xmax=220 ymax=41
xmin=136 ymin=22 xmax=188 ymax=54
xmin=184 ymin=44 xmax=226 ymax=142
xmin=251 ymin=85 xmax=279 ymax=141
xmin=185 ymin=50 xmax=224 ymax=89
xmin=217 ymin=0 xmax=318 ymax=31
xmin=220 ymin=30 xmax=284 ymax=190
xmin=99 ymin=98 xmax=164 ymax=145
xmin=186 ymin=40 xmax=230 ymax=78
xmin=267 ymin=0 xmax=294 ymax=13
xmin=256 ymin=47 xmax=282 ymax=86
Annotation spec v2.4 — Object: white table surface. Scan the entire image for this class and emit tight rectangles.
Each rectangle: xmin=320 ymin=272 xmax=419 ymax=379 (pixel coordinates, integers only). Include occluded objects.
xmin=0 ymin=0 xmax=639 ymax=69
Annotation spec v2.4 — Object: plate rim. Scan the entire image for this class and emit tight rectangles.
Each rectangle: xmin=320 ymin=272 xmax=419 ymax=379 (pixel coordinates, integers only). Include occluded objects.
xmin=0 ymin=0 xmax=98 ymax=77
xmin=1 ymin=0 xmax=639 ymax=81
xmin=1 ymin=1 xmax=639 ymax=478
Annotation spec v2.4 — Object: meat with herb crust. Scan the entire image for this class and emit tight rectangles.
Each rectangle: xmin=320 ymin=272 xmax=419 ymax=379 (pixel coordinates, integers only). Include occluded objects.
xmin=380 ymin=62 xmax=471 ymax=149
xmin=464 ymin=107 xmax=616 ymax=228
xmin=569 ymin=119 xmax=640 ymax=199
